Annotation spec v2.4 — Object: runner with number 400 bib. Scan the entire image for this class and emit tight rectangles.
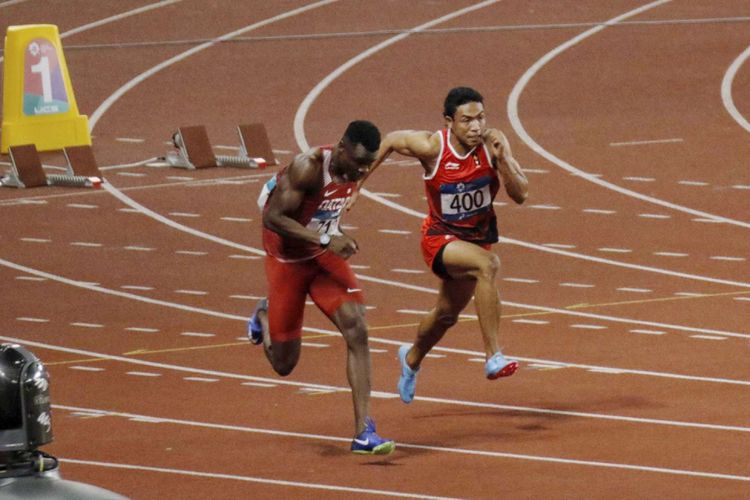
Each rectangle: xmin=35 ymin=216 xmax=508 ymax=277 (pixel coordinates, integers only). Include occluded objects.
xmin=351 ymin=87 xmax=529 ymax=404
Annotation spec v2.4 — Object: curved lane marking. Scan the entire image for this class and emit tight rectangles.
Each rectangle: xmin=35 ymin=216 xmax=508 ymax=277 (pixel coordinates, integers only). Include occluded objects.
xmin=89 ymin=0 xmax=338 ymax=130
xmin=3 ymin=336 xmax=750 ymax=431
xmin=54 ymin=410 xmax=750 ymax=482
xmin=0 ymin=1 xmax=183 ymax=65
xmin=721 ymin=44 xmax=750 ymax=134
xmin=507 ymin=0 xmax=750 ymax=228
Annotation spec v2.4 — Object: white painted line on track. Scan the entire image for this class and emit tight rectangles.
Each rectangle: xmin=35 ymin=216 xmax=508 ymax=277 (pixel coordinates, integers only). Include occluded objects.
xmin=174 ymin=290 xmax=208 ymax=296
xmin=678 ymin=180 xmax=708 ymax=186
xmin=115 ymin=137 xmax=145 ymax=143
xmin=184 ymin=377 xmax=219 ymax=383
xmin=609 ymin=138 xmax=683 ymax=147
xmin=583 ymin=208 xmax=616 ymax=214
xmin=67 ymin=203 xmax=98 ymax=209
xmin=379 ymin=229 xmax=412 ymax=235
xmin=89 ymin=0 xmax=339 ymax=131
xmin=638 ymin=213 xmax=671 ymax=219
xmin=17 ymin=317 xmax=49 ymax=323
xmin=9 ymin=337 xmax=750 ymax=435
xmin=392 ymin=268 xmax=425 ymax=274
xmin=127 ymin=371 xmax=161 ymax=377
xmin=616 ymin=287 xmax=651 ymax=293
xmin=503 ymin=277 xmax=539 ymax=283
xmin=507 ymin=0 xmax=750 ymax=228
xmin=597 ymin=247 xmax=632 ymax=253
xmin=690 ymin=335 xmax=727 ymax=341
xmin=15 ymin=276 xmax=47 ymax=281
xmin=710 ymin=256 xmax=745 ymax=262
xmin=180 ymin=332 xmax=215 ymax=338
xmin=124 ymin=245 xmax=155 ymax=252
xmin=175 ymin=250 xmax=208 ymax=256
xmin=71 ymin=241 xmax=103 ymax=247
xmin=59 ymin=457 xmax=457 ymax=498
xmin=20 ymin=237 xmax=50 ymax=243
xmin=721 ymin=43 xmax=750 ymax=134
xmin=70 ymin=366 xmax=104 ymax=372
xmin=653 ymin=251 xmax=688 ymax=257
xmin=512 ymin=319 xmax=549 ymax=325
xmin=71 ymin=322 xmax=105 ymax=329
xmin=622 ymin=176 xmax=656 ymax=182
xmin=221 ymin=217 xmax=252 ymax=222
xmin=125 ymin=327 xmax=159 ymax=333
xmin=570 ymin=324 xmax=608 ymax=330
xmin=560 ymin=282 xmax=595 ymax=288
xmin=121 ymin=285 xmax=154 ymax=291
xmin=630 ymin=329 xmax=666 ymax=335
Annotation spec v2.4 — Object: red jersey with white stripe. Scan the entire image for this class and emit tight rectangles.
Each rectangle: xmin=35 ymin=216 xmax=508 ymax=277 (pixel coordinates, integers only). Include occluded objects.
xmin=422 ymin=129 xmax=500 ymax=244
xmin=262 ymin=146 xmax=355 ymax=262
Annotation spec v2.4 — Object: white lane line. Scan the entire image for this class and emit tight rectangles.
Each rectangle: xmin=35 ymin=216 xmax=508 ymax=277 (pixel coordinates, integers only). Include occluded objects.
xmin=622 ymin=176 xmax=656 ymax=182
xmin=175 ymin=290 xmax=208 ymax=296
xmin=638 ymin=213 xmax=671 ymax=219
xmin=690 ymin=335 xmax=727 ymax=341
xmin=609 ymin=138 xmax=683 ymax=147
xmin=127 ymin=371 xmax=161 ymax=377
xmin=115 ymin=137 xmax=145 ymax=143
xmin=543 ymin=243 xmax=576 ymax=249
xmin=678 ymin=180 xmax=709 ymax=186
xmin=512 ymin=319 xmax=550 ymax=325
xmin=560 ymin=282 xmax=595 ymax=288
xmin=616 ymin=287 xmax=652 ymax=293
xmin=70 ymin=322 xmax=104 ymax=329
xmin=90 ymin=0 xmax=338 ymax=130
xmin=300 ymin=342 xmax=330 ymax=348
xmin=8 ymin=336 xmax=750 ymax=435
xmin=15 ymin=276 xmax=47 ymax=281
xmin=121 ymin=285 xmax=154 ymax=291
xmin=710 ymin=256 xmax=745 ymax=262
xmin=721 ymin=43 xmax=750 ymax=134
xmin=124 ymin=245 xmax=155 ymax=252
xmin=370 ymin=192 xmax=402 ymax=198
xmin=180 ymin=332 xmax=215 ymax=338
xmin=20 ymin=237 xmax=51 ymax=243
xmin=125 ymin=327 xmax=159 ymax=333
xmin=241 ymin=382 xmax=276 ymax=388
xmin=229 ymin=254 xmax=261 ymax=259
xmin=392 ymin=268 xmax=425 ymax=274
xmin=529 ymin=204 xmax=561 ymax=210
xmin=583 ymin=208 xmax=616 ymax=214
xmin=183 ymin=377 xmax=219 ymax=383
xmin=70 ymin=366 xmax=104 ymax=372
xmin=397 ymin=309 xmax=428 ymax=315
xmin=630 ymin=329 xmax=667 ymax=335
xmin=66 ymin=203 xmax=99 ymax=210
xmin=571 ymin=324 xmax=608 ymax=330
xmin=169 ymin=212 xmax=200 ymax=218
xmin=221 ymin=217 xmax=252 ymax=222
xmin=503 ymin=277 xmax=539 ymax=283
xmin=508 ymin=0 xmax=750 ymax=229
xmin=229 ymin=294 xmax=262 ymax=300
xmin=379 ymin=229 xmax=412 ymax=235
xmin=56 ymin=406 xmax=750 ymax=482
xmin=598 ymin=247 xmax=632 ymax=254
xmin=116 ymin=172 xmax=147 ymax=177
xmin=60 ymin=457 xmax=455 ymax=498
xmin=17 ymin=317 xmax=49 ymax=323
xmin=734 ymin=297 xmax=750 ymax=302
xmin=732 ymin=184 xmax=750 ymax=190
xmin=653 ymin=251 xmax=688 ymax=257
xmin=175 ymin=250 xmax=208 ymax=256
xmin=71 ymin=241 xmax=103 ymax=247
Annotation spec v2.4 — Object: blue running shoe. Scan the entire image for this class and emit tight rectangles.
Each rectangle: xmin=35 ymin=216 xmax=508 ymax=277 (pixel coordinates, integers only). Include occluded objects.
xmin=247 ymin=298 xmax=267 ymax=345
xmin=397 ymin=345 xmax=419 ymax=404
xmin=350 ymin=417 xmax=395 ymax=455
xmin=485 ymin=352 xmax=518 ymax=380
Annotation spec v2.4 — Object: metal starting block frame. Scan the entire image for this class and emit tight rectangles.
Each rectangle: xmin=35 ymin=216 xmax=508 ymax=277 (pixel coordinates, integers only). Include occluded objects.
xmin=0 ymin=144 xmax=101 ymax=189
xmin=165 ymin=124 xmax=272 ymax=170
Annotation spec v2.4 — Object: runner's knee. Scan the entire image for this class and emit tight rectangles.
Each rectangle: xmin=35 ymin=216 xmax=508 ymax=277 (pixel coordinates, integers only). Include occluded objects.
xmin=475 ymin=253 xmax=500 ymax=281
xmin=435 ymin=310 xmax=459 ymax=329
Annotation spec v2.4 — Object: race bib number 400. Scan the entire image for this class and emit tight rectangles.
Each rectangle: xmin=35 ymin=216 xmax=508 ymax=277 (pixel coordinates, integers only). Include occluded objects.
xmin=439 ymin=177 xmax=492 ymax=222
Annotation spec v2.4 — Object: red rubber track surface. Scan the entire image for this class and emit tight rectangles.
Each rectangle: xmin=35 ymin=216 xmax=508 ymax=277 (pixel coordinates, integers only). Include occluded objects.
xmin=1 ymin=1 xmax=749 ymax=498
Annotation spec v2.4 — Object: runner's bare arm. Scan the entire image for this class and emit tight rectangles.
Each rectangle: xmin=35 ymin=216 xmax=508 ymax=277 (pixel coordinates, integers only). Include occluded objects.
xmin=483 ymin=128 xmax=528 ymax=204
xmin=346 ymin=130 xmax=440 ymax=212
xmin=262 ymin=151 xmax=323 ymax=244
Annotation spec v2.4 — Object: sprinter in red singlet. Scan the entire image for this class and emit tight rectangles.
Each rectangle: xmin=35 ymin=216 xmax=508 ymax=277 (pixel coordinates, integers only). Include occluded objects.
xmin=248 ymin=121 xmax=394 ymax=455
xmin=357 ymin=87 xmax=529 ymax=403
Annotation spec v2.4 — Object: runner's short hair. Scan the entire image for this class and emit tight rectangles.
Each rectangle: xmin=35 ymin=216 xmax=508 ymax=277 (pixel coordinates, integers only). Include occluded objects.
xmin=443 ymin=87 xmax=484 ymax=118
xmin=344 ymin=120 xmax=381 ymax=153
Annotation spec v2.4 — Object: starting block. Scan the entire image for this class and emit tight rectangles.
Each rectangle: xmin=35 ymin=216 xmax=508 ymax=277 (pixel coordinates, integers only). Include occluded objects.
xmin=165 ymin=124 xmax=273 ymax=170
xmin=1 ymin=144 xmax=47 ymax=188
xmin=0 ymin=143 xmax=101 ymax=188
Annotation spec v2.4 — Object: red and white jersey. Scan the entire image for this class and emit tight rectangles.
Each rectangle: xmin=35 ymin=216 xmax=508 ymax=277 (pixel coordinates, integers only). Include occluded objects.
xmin=262 ymin=146 xmax=355 ymax=262
xmin=422 ymin=128 xmax=500 ymax=244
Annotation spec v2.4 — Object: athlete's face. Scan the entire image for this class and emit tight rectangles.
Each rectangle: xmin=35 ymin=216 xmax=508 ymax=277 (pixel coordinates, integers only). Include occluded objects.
xmin=447 ymin=101 xmax=486 ymax=150
xmin=332 ymin=139 xmax=374 ymax=182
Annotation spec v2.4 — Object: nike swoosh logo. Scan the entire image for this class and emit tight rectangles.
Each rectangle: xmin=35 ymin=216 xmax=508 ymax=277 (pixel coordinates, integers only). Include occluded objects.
xmin=324 ymin=189 xmax=338 ymax=197
xmin=347 ymin=288 xmax=362 ymax=293
xmin=353 ymin=438 xmax=369 ymax=446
